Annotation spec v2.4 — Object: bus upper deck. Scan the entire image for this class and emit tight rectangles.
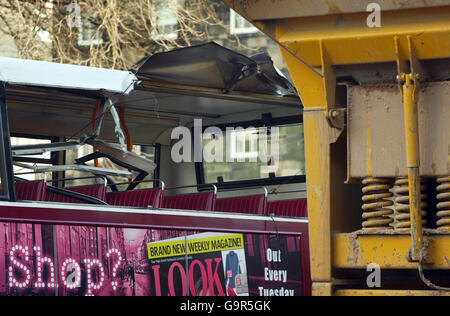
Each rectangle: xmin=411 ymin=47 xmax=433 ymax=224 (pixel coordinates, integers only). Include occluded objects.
xmin=0 ymin=43 xmax=310 ymax=296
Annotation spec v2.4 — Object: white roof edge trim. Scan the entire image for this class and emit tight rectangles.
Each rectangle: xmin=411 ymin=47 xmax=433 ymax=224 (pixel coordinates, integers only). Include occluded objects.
xmin=0 ymin=57 xmax=137 ymax=95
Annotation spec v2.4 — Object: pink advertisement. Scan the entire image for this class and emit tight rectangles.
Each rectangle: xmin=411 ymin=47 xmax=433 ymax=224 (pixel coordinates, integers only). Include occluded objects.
xmin=0 ymin=222 xmax=304 ymax=296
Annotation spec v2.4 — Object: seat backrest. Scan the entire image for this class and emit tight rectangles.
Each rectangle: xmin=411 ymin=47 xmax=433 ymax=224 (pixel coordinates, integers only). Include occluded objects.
xmin=162 ymin=192 xmax=216 ymax=211
xmin=16 ymin=180 xmax=47 ymax=201
xmin=267 ymin=199 xmax=308 ymax=218
xmin=106 ymin=188 xmax=164 ymax=208
xmin=45 ymin=184 xmax=107 ymax=204
xmin=215 ymin=195 xmax=267 ymax=215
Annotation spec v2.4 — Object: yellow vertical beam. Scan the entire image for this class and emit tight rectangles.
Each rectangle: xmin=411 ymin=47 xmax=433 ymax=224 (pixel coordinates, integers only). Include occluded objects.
xmin=402 ymin=74 xmax=423 ymax=261
xmin=302 ymin=110 xmax=332 ymax=284
xmin=280 ymin=46 xmax=337 ymax=288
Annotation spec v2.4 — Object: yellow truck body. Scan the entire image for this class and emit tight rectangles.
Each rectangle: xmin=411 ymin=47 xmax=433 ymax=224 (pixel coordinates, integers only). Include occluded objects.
xmin=222 ymin=0 xmax=450 ymax=296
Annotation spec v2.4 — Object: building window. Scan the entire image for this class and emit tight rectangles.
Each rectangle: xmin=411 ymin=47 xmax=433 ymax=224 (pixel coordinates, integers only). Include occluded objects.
xmin=78 ymin=21 xmax=103 ymax=47
xmin=201 ymin=122 xmax=305 ymax=185
xmin=11 ymin=136 xmax=56 ymax=181
xmin=229 ymin=9 xmax=259 ymax=35
xmin=151 ymin=0 xmax=180 ymax=40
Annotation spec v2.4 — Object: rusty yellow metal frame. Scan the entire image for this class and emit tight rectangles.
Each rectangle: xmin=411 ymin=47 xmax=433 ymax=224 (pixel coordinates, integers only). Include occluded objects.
xmin=274 ymin=7 xmax=450 ymax=65
xmin=221 ymin=0 xmax=450 ymax=296
xmin=333 ymin=233 xmax=450 ymax=270
xmin=280 ymin=8 xmax=449 ymax=295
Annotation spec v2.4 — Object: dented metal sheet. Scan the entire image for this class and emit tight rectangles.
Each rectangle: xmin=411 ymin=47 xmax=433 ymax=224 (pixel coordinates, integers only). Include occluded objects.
xmin=137 ymin=42 xmax=297 ymax=97
xmin=348 ymin=81 xmax=450 ymax=178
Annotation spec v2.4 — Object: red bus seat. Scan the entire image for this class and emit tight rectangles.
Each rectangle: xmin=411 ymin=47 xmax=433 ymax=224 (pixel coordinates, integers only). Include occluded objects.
xmin=162 ymin=192 xmax=216 ymax=211
xmin=215 ymin=195 xmax=267 ymax=215
xmin=267 ymin=199 xmax=308 ymax=218
xmin=16 ymin=180 xmax=47 ymax=201
xmin=45 ymin=184 xmax=107 ymax=204
xmin=106 ymin=188 xmax=164 ymax=208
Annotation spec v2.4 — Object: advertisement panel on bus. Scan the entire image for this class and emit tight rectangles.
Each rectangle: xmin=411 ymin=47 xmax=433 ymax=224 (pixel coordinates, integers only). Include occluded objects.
xmin=0 ymin=222 xmax=303 ymax=296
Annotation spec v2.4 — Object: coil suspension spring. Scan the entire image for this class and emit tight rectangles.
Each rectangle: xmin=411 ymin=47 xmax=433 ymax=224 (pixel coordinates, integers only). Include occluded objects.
xmin=362 ymin=178 xmax=394 ymax=231
xmin=437 ymin=177 xmax=450 ymax=232
xmin=394 ymin=178 xmax=428 ymax=232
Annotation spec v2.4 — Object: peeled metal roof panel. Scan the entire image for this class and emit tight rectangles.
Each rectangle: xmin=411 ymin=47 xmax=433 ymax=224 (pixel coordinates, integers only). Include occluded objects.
xmin=137 ymin=42 xmax=297 ymax=97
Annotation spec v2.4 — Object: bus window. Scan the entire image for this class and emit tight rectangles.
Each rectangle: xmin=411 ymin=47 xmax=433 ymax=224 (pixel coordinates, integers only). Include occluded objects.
xmin=12 ymin=136 xmax=56 ymax=181
xmin=201 ymin=123 xmax=305 ymax=186
xmin=0 ymin=83 xmax=14 ymax=200
xmin=64 ymin=142 xmax=158 ymax=189
xmin=0 ymin=142 xmax=5 ymax=196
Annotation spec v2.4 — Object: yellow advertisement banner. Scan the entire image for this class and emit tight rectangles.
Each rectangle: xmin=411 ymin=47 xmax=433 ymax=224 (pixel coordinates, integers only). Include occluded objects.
xmin=147 ymin=234 xmax=244 ymax=260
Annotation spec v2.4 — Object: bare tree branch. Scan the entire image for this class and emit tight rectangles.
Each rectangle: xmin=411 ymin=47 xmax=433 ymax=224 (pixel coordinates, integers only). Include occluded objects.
xmin=0 ymin=0 xmax=251 ymax=70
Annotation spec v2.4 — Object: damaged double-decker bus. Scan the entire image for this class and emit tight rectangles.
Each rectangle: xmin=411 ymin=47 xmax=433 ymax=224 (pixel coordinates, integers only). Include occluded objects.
xmin=0 ymin=43 xmax=310 ymax=297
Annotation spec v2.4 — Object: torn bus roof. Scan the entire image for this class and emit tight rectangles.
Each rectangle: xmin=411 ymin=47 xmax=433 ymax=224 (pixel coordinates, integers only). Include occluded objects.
xmin=4 ymin=44 xmax=302 ymax=143
xmin=0 ymin=57 xmax=137 ymax=95
xmin=136 ymin=42 xmax=298 ymax=97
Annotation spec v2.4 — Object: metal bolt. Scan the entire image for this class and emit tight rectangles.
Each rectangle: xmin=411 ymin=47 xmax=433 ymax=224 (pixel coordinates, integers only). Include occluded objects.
xmin=331 ymin=110 xmax=339 ymax=118
xmin=396 ymin=74 xmax=406 ymax=82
